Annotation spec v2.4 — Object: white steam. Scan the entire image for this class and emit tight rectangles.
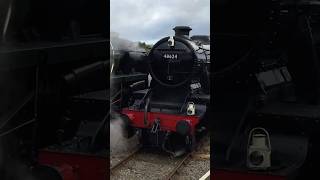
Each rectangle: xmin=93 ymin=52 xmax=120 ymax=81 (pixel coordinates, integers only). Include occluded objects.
xmin=110 ymin=115 xmax=138 ymax=155
xmin=110 ymin=32 xmax=145 ymax=52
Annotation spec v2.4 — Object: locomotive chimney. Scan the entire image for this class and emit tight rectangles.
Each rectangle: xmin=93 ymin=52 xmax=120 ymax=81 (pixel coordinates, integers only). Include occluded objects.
xmin=173 ymin=26 xmax=192 ymax=38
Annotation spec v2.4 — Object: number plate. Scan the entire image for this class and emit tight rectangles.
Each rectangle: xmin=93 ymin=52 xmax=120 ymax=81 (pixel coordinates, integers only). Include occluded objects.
xmin=163 ymin=53 xmax=179 ymax=62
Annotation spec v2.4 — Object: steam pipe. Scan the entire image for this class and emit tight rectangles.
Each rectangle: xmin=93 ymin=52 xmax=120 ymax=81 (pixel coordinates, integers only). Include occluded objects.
xmin=63 ymin=61 xmax=109 ymax=95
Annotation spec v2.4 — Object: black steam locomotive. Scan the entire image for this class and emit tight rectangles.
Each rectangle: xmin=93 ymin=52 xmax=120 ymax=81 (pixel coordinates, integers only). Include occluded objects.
xmin=118 ymin=26 xmax=210 ymax=156
xmin=213 ymin=0 xmax=320 ymax=179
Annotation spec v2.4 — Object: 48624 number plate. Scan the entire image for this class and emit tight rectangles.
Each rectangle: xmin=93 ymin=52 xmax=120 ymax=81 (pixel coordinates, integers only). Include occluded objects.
xmin=163 ymin=53 xmax=179 ymax=61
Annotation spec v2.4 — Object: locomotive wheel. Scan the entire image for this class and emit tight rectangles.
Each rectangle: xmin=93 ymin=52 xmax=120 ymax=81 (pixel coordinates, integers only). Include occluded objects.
xmin=32 ymin=165 xmax=63 ymax=180
xmin=138 ymin=129 xmax=148 ymax=147
xmin=186 ymin=134 xmax=196 ymax=152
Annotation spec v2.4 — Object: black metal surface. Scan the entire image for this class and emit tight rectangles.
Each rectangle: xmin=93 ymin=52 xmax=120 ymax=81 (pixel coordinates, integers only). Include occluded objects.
xmin=214 ymin=133 xmax=308 ymax=177
xmin=212 ymin=0 xmax=320 ymax=178
xmin=148 ymin=34 xmax=209 ymax=88
xmin=111 ymin=73 xmax=148 ymax=84
xmin=0 ymin=0 xmax=108 ymax=178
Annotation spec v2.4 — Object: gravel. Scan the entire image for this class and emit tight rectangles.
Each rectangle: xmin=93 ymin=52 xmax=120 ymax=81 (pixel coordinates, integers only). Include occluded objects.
xmin=110 ymin=134 xmax=210 ymax=180
xmin=111 ymin=152 xmax=183 ymax=180
xmin=174 ymin=136 xmax=210 ymax=180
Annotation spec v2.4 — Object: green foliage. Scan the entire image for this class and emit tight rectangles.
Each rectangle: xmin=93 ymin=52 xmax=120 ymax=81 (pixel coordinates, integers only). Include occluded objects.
xmin=138 ymin=41 xmax=153 ymax=52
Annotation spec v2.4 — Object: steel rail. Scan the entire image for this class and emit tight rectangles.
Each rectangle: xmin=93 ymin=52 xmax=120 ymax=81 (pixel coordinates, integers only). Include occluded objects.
xmin=110 ymin=147 xmax=141 ymax=174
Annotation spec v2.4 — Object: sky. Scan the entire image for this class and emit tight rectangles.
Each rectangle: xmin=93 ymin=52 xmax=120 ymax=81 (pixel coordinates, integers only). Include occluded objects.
xmin=110 ymin=0 xmax=210 ymax=44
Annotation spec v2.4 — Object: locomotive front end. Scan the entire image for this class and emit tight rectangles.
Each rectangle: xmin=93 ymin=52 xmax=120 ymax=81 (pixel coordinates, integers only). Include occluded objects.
xmin=121 ymin=26 xmax=210 ymax=156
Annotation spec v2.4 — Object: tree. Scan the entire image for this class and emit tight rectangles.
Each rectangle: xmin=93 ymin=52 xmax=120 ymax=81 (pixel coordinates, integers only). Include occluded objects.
xmin=138 ymin=41 xmax=153 ymax=52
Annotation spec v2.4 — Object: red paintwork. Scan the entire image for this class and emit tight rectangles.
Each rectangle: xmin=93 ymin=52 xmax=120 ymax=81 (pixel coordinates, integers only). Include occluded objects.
xmin=212 ymin=169 xmax=286 ymax=180
xmin=122 ymin=108 xmax=200 ymax=134
xmin=38 ymin=149 xmax=107 ymax=180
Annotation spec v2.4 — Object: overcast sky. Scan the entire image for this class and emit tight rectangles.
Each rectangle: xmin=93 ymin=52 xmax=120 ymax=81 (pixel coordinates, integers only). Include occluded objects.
xmin=110 ymin=0 xmax=210 ymax=44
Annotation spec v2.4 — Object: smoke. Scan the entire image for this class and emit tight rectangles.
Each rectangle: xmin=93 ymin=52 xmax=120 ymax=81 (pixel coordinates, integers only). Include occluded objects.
xmin=110 ymin=32 xmax=142 ymax=156
xmin=110 ymin=117 xmax=126 ymax=154
xmin=110 ymin=32 xmax=146 ymax=52
xmin=110 ymin=114 xmax=138 ymax=155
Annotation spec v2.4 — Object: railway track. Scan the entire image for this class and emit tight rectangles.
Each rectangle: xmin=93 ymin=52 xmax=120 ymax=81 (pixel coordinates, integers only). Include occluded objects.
xmin=110 ymin=135 xmax=210 ymax=180
xmin=110 ymin=147 xmax=141 ymax=174
xmin=164 ymin=153 xmax=192 ymax=180
xmin=164 ymin=135 xmax=210 ymax=180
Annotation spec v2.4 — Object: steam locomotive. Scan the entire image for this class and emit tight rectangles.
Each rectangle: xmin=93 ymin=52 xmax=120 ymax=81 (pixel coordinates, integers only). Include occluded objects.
xmin=213 ymin=0 xmax=320 ymax=179
xmin=0 ymin=0 xmax=108 ymax=179
xmin=115 ymin=26 xmax=210 ymax=156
